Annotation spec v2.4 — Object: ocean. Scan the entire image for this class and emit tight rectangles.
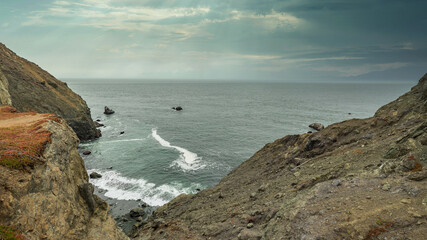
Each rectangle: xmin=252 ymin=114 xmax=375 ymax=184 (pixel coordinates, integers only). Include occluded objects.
xmin=65 ymin=79 xmax=414 ymax=206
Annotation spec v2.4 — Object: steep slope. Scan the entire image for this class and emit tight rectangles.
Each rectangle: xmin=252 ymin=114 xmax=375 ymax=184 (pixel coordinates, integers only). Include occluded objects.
xmin=131 ymin=74 xmax=427 ymax=240
xmin=0 ymin=107 xmax=127 ymax=240
xmin=0 ymin=43 xmax=100 ymax=140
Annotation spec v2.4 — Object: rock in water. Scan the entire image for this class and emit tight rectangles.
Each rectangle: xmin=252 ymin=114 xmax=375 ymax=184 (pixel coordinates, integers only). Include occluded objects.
xmin=94 ymin=121 xmax=104 ymax=127
xmin=309 ymin=123 xmax=325 ymax=131
xmin=175 ymin=106 xmax=183 ymax=111
xmin=90 ymin=172 xmax=102 ymax=179
xmin=104 ymin=106 xmax=115 ymax=115
xmin=83 ymin=150 xmax=91 ymax=155
xmin=0 ymin=43 xmax=100 ymax=140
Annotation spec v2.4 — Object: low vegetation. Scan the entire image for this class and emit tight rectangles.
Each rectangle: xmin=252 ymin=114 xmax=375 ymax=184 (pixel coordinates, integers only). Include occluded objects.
xmin=0 ymin=107 xmax=60 ymax=170
xmin=0 ymin=226 xmax=26 ymax=240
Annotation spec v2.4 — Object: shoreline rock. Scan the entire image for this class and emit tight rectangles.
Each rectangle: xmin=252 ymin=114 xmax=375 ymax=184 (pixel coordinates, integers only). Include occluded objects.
xmin=309 ymin=122 xmax=325 ymax=131
xmin=90 ymin=172 xmax=102 ymax=179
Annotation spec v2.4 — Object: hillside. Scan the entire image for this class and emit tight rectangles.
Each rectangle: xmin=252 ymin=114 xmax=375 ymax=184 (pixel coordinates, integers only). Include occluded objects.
xmin=0 ymin=107 xmax=127 ymax=240
xmin=131 ymin=74 xmax=427 ymax=240
xmin=0 ymin=43 xmax=100 ymax=140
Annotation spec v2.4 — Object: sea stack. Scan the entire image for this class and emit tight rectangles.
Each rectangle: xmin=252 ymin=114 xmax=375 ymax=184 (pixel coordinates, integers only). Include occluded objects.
xmin=104 ymin=106 xmax=115 ymax=115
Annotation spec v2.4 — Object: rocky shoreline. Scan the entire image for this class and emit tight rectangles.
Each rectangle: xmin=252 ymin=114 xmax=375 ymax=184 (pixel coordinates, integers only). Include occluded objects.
xmin=92 ymin=184 xmax=156 ymax=234
xmin=130 ymin=74 xmax=427 ymax=239
xmin=0 ymin=42 xmax=425 ymax=240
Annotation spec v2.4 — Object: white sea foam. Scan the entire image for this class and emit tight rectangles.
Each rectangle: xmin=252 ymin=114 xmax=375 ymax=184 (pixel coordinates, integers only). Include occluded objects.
xmin=102 ymin=138 xmax=146 ymax=143
xmin=151 ymin=128 xmax=205 ymax=171
xmin=88 ymin=169 xmax=200 ymax=206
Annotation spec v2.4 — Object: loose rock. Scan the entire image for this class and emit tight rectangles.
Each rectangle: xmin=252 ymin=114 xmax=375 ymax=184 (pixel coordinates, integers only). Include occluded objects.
xmin=89 ymin=172 xmax=102 ymax=179
xmin=130 ymin=208 xmax=146 ymax=218
xmin=309 ymin=123 xmax=325 ymax=131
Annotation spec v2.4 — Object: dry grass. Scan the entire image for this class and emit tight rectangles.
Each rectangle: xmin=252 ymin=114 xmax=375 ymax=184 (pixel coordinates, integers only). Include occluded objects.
xmin=0 ymin=107 xmax=61 ymax=170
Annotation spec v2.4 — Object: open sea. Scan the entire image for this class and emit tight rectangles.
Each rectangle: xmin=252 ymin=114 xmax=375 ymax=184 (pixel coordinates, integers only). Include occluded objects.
xmin=65 ymin=79 xmax=414 ymax=206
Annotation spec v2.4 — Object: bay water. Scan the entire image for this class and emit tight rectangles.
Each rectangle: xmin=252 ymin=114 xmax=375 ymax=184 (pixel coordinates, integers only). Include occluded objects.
xmin=65 ymin=79 xmax=414 ymax=206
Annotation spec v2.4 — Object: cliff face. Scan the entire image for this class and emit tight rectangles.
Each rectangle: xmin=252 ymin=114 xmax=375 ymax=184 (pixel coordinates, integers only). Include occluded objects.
xmin=131 ymin=74 xmax=427 ymax=240
xmin=0 ymin=43 xmax=100 ymax=140
xmin=0 ymin=107 xmax=127 ymax=240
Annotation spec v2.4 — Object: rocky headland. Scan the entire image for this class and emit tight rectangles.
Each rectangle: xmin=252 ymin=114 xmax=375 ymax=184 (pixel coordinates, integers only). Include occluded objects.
xmin=0 ymin=107 xmax=127 ymax=240
xmin=130 ymin=74 xmax=426 ymax=240
xmin=0 ymin=43 xmax=100 ymax=140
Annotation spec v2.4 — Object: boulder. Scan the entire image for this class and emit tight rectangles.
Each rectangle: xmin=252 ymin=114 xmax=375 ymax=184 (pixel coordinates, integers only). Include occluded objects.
xmin=130 ymin=208 xmax=146 ymax=218
xmin=90 ymin=172 xmax=102 ymax=179
xmin=172 ymin=106 xmax=183 ymax=111
xmin=104 ymin=106 xmax=115 ymax=115
xmin=83 ymin=150 xmax=91 ymax=155
xmin=309 ymin=123 xmax=325 ymax=131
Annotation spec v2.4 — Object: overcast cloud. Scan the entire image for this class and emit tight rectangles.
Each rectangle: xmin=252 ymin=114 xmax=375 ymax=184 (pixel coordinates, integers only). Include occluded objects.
xmin=0 ymin=0 xmax=426 ymax=81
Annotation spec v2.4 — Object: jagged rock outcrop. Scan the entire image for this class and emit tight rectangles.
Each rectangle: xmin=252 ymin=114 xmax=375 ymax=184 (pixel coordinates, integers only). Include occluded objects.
xmin=0 ymin=43 xmax=100 ymax=140
xmin=131 ymin=74 xmax=427 ymax=240
xmin=0 ymin=107 xmax=127 ymax=240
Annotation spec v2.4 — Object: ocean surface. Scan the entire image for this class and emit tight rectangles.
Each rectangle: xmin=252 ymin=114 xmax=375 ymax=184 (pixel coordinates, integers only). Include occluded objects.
xmin=65 ymin=79 xmax=414 ymax=206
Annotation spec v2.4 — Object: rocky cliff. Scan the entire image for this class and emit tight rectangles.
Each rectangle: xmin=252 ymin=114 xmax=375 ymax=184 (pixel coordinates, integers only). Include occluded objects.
xmin=0 ymin=43 xmax=100 ymax=140
xmin=0 ymin=107 xmax=127 ymax=240
xmin=131 ymin=74 xmax=427 ymax=240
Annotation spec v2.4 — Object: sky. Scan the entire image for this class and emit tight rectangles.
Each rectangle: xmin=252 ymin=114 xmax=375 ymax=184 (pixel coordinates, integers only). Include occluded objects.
xmin=0 ymin=0 xmax=426 ymax=81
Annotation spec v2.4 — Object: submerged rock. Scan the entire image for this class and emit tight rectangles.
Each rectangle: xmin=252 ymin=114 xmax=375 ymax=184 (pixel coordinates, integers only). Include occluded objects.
xmin=83 ymin=150 xmax=92 ymax=155
xmin=104 ymin=106 xmax=115 ymax=115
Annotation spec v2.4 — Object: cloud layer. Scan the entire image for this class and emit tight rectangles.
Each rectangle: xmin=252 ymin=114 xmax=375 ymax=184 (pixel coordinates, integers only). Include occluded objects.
xmin=0 ymin=0 xmax=426 ymax=81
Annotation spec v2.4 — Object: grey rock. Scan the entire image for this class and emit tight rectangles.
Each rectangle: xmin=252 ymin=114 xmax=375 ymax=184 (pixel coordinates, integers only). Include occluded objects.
xmin=89 ymin=172 xmax=102 ymax=179
xmin=82 ymin=150 xmax=91 ymax=155
xmin=309 ymin=123 xmax=325 ymax=131
xmin=78 ymin=183 xmax=96 ymax=214
xmin=332 ymin=180 xmax=341 ymax=187
xmin=407 ymin=170 xmax=427 ymax=181
xmin=130 ymin=208 xmax=146 ymax=218
xmin=104 ymin=106 xmax=115 ymax=115
xmin=238 ymin=229 xmax=262 ymax=240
